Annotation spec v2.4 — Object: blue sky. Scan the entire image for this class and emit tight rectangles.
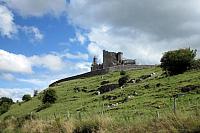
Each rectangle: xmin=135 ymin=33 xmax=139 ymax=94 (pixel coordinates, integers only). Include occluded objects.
xmin=1 ymin=0 xmax=200 ymax=101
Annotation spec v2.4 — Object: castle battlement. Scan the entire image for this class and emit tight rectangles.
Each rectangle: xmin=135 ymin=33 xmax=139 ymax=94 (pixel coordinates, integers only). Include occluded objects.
xmin=49 ymin=50 xmax=154 ymax=87
xmin=91 ymin=50 xmax=136 ymax=71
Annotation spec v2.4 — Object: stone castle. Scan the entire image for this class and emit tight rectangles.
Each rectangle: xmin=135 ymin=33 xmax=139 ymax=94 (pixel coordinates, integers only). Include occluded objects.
xmin=49 ymin=50 xmax=154 ymax=87
xmin=91 ymin=50 xmax=136 ymax=71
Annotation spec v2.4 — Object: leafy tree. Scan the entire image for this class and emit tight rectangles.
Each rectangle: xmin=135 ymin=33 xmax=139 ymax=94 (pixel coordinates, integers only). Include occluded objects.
xmin=33 ymin=90 xmax=38 ymax=97
xmin=160 ymin=48 xmax=196 ymax=75
xmin=22 ymin=94 xmax=32 ymax=102
xmin=0 ymin=97 xmax=13 ymax=115
xmin=0 ymin=97 xmax=13 ymax=105
xmin=42 ymin=89 xmax=57 ymax=104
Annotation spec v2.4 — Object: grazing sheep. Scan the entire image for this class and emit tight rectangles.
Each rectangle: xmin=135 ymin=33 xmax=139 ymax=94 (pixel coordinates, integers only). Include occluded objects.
xmin=151 ymin=72 xmax=156 ymax=77
xmin=97 ymin=91 xmax=101 ymax=95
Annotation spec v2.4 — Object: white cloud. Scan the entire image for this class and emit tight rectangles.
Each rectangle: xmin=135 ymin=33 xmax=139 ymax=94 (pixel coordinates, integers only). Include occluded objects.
xmin=0 ymin=5 xmax=44 ymax=41
xmin=0 ymin=49 xmax=32 ymax=73
xmin=69 ymin=32 xmax=86 ymax=45
xmin=0 ymin=49 xmax=67 ymax=74
xmin=4 ymin=0 xmax=67 ymax=17
xmin=76 ymin=32 xmax=86 ymax=45
xmin=30 ymin=54 xmax=65 ymax=71
xmin=74 ymin=62 xmax=91 ymax=73
xmin=20 ymin=26 xmax=44 ymax=42
xmin=68 ymin=0 xmax=200 ymax=64
xmin=0 ymin=5 xmax=17 ymax=38
xmin=18 ymin=78 xmax=43 ymax=85
xmin=62 ymin=52 xmax=89 ymax=60
xmin=0 ymin=73 xmax=15 ymax=81
xmin=0 ymin=88 xmax=35 ymax=101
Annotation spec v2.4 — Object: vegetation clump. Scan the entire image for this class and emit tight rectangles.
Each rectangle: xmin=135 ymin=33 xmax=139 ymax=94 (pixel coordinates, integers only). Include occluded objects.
xmin=0 ymin=97 xmax=13 ymax=115
xmin=118 ymin=75 xmax=129 ymax=87
xmin=120 ymin=70 xmax=126 ymax=75
xmin=191 ymin=59 xmax=200 ymax=70
xmin=22 ymin=94 xmax=32 ymax=102
xmin=100 ymin=80 xmax=110 ymax=85
xmin=160 ymin=48 xmax=196 ymax=75
xmin=42 ymin=89 xmax=57 ymax=104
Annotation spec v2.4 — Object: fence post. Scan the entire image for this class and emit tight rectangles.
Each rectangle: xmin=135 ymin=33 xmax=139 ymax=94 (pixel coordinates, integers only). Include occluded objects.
xmin=173 ymin=97 xmax=176 ymax=114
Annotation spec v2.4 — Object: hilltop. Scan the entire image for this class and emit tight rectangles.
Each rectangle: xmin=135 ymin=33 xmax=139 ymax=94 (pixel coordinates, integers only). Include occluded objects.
xmin=0 ymin=66 xmax=200 ymax=132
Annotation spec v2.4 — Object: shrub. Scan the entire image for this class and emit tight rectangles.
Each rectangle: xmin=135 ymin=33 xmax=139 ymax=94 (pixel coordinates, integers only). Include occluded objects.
xmin=0 ymin=103 xmax=11 ymax=115
xmin=191 ymin=59 xmax=200 ymax=70
xmin=160 ymin=48 xmax=196 ymax=75
xmin=118 ymin=75 xmax=129 ymax=87
xmin=120 ymin=70 xmax=126 ymax=75
xmin=22 ymin=94 xmax=31 ymax=102
xmin=42 ymin=89 xmax=57 ymax=104
xmin=0 ymin=97 xmax=13 ymax=115
xmin=33 ymin=90 xmax=38 ymax=97
xmin=101 ymin=80 xmax=110 ymax=85
xmin=0 ymin=97 xmax=13 ymax=105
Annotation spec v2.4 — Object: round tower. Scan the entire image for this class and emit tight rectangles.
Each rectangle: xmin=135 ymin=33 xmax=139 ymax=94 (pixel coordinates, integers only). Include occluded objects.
xmin=117 ymin=52 xmax=123 ymax=64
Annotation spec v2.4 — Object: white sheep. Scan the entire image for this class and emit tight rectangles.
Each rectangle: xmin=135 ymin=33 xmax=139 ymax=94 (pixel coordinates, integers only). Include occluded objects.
xmin=97 ymin=91 xmax=101 ymax=95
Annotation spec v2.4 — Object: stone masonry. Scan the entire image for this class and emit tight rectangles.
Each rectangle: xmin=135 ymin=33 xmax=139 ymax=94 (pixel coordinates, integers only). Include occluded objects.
xmin=91 ymin=50 xmax=136 ymax=71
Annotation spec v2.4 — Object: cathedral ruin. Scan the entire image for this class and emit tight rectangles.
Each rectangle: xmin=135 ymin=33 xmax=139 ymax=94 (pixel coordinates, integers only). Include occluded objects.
xmin=50 ymin=50 xmax=154 ymax=87
xmin=91 ymin=50 xmax=136 ymax=71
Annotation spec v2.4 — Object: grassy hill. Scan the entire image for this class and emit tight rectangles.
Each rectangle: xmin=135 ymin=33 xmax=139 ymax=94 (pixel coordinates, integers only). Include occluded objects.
xmin=1 ymin=67 xmax=200 ymax=132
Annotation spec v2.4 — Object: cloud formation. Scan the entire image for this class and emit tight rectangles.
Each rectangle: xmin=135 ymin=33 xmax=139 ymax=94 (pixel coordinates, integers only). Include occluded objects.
xmin=68 ymin=0 xmax=200 ymax=64
xmin=0 ymin=49 xmax=66 ymax=74
xmin=0 ymin=5 xmax=17 ymax=38
xmin=4 ymin=0 xmax=67 ymax=17
xmin=30 ymin=54 xmax=65 ymax=71
xmin=0 ymin=88 xmax=35 ymax=101
xmin=20 ymin=26 xmax=44 ymax=42
xmin=0 ymin=49 xmax=32 ymax=73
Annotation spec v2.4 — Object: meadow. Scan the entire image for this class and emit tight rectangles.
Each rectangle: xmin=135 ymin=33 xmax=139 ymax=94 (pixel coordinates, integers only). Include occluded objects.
xmin=0 ymin=67 xmax=200 ymax=132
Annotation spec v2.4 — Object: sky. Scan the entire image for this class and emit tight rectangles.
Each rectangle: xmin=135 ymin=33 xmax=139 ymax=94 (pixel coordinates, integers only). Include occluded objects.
xmin=0 ymin=0 xmax=200 ymax=101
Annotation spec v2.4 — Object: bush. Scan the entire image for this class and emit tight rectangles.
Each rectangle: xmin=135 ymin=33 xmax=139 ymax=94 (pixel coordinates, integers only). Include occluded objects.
xmin=100 ymin=80 xmax=110 ymax=85
xmin=118 ymin=75 xmax=129 ymax=87
xmin=191 ymin=59 xmax=200 ymax=70
xmin=33 ymin=90 xmax=38 ymax=97
xmin=0 ymin=97 xmax=13 ymax=115
xmin=42 ymin=89 xmax=57 ymax=104
xmin=22 ymin=94 xmax=31 ymax=102
xmin=120 ymin=70 xmax=126 ymax=75
xmin=0 ymin=103 xmax=11 ymax=115
xmin=160 ymin=48 xmax=196 ymax=75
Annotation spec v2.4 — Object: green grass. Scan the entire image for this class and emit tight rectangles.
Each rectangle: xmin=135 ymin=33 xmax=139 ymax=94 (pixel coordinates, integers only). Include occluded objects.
xmin=0 ymin=67 xmax=200 ymax=126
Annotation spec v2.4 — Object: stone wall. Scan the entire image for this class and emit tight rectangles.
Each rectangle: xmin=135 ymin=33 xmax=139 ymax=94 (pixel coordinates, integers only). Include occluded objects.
xmin=49 ymin=64 xmax=155 ymax=87
xmin=49 ymin=69 xmax=108 ymax=87
xmin=107 ymin=64 xmax=155 ymax=72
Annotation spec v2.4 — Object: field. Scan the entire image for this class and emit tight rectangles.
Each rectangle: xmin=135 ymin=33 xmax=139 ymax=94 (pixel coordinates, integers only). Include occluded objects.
xmin=0 ymin=67 xmax=200 ymax=132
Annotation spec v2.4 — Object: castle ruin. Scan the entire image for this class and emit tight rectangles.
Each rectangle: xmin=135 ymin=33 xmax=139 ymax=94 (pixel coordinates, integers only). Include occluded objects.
xmin=91 ymin=50 xmax=136 ymax=71
xmin=49 ymin=50 xmax=155 ymax=87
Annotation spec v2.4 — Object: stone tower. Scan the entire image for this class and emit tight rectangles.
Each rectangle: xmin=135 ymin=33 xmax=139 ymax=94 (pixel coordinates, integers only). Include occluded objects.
xmin=91 ymin=56 xmax=103 ymax=71
xmin=103 ymin=50 xmax=123 ymax=69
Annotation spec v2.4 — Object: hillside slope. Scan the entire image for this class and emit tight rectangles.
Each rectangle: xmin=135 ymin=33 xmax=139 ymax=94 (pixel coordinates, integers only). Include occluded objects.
xmin=1 ymin=67 xmax=200 ymax=121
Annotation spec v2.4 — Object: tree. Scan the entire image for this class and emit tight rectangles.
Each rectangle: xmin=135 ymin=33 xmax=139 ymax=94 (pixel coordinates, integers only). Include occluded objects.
xmin=42 ymin=89 xmax=57 ymax=104
xmin=33 ymin=90 xmax=38 ymax=97
xmin=0 ymin=97 xmax=13 ymax=105
xmin=160 ymin=48 xmax=196 ymax=75
xmin=0 ymin=97 xmax=13 ymax=115
xmin=22 ymin=94 xmax=32 ymax=102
